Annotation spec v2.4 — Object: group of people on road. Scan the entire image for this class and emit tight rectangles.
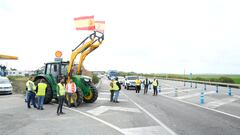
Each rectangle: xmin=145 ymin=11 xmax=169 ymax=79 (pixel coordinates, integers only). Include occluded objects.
xmin=135 ymin=78 xmax=159 ymax=96
xmin=25 ymin=77 xmax=47 ymax=110
xmin=109 ymin=77 xmax=160 ymax=102
xmin=25 ymin=76 xmax=78 ymax=116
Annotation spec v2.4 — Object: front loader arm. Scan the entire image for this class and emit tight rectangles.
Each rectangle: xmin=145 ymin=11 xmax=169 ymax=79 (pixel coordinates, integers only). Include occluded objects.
xmin=77 ymin=36 xmax=104 ymax=74
xmin=67 ymin=32 xmax=96 ymax=81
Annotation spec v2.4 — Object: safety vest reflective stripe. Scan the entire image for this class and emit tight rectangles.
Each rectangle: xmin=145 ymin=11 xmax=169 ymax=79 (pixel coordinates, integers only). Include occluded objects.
xmin=37 ymin=83 xmax=47 ymax=96
xmin=152 ymin=80 xmax=158 ymax=86
xmin=57 ymin=83 xmax=66 ymax=96
xmin=26 ymin=80 xmax=36 ymax=91
xmin=112 ymin=81 xmax=119 ymax=91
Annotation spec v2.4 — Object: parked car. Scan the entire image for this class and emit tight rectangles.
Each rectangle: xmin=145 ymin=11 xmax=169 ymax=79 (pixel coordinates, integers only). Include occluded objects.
xmin=0 ymin=77 xmax=13 ymax=94
xmin=124 ymin=76 xmax=139 ymax=90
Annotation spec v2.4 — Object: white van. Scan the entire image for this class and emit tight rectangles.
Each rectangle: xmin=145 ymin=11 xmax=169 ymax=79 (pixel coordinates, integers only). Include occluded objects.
xmin=0 ymin=77 xmax=13 ymax=94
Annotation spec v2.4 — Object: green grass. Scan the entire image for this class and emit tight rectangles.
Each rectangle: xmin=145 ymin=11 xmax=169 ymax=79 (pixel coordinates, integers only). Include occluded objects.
xmin=8 ymin=76 xmax=28 ymax=94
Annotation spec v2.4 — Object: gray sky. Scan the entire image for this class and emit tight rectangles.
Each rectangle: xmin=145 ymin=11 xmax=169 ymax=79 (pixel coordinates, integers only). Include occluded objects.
xmin=0 ymin=0 xmax=240 ymax=74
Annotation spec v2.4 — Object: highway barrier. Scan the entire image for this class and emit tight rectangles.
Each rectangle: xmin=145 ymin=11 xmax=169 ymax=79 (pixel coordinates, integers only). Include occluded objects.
xmin=159 ymin=78 xmax=240 ymax=89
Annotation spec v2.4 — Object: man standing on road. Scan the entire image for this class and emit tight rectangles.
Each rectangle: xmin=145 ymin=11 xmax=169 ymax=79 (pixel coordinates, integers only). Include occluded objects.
xmin=36 ymin=79 xmax=47 ymax=110
xmin=26 ymin=76 xmax=37 ymax=109
xmin=109 ymin=79 xmax=115 ymax=102
xmin=66 ymin=79 xmax=77 ymax=107
xmin=135 ymin=78 xmax=141 ymax=94
xmin=112 ymin=77 xmax=121 ymax=103
xmin=144 ymin=78 xmax=149 ymax=94
xmin=57 ymin=78 xmax=66 ymax=115
xmin=153 ymin=78 xmax=159 ymax=96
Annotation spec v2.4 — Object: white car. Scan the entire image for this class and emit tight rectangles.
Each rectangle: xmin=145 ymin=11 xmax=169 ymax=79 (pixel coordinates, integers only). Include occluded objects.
xmin=124 ymin=76 xmax=139 ymax=90
xmin=0 ymin=77 xmax=13 ymax=94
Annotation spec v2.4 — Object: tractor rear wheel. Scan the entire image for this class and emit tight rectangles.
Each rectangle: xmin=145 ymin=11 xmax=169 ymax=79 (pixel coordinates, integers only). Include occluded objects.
xmin=65 ymin=88 xmax=83 ymax=107
xmin=83 ymin=83 xmax=98 ymax=103
xmin=34 ymin=78 xmax=52 ymax=104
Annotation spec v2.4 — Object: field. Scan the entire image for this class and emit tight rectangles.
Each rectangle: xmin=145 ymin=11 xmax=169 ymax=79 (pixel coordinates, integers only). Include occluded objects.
xmin=8 ymin=76 xmax=28 ymax=94
xmin=192 ymin=74 xmax=240 ymax=84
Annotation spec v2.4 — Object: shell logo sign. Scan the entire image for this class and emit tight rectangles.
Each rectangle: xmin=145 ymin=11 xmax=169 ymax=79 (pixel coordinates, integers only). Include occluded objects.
xmin=55 ymin=51 xmax=62 ymax=58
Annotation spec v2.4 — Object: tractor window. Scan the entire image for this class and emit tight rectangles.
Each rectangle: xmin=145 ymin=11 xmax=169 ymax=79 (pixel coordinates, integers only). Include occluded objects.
xmin=51 ymin=64 xmax=59 ymax=78
xmin=53 ymin=65 xmax=58 ymax=72
xmin=46 ymin=64 xmax=51 ymax=74
xmin=61 ymin=65 xmax=68 ymax=76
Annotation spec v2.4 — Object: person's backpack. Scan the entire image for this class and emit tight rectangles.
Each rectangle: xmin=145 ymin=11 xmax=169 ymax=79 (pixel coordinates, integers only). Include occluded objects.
xmin=117 ymin=82 xmax=121 ymax=90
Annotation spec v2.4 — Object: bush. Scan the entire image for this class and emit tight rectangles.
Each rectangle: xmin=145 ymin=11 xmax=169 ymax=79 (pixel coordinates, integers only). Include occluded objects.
xmin=218 ymin=76 xmax=234 ymax=83
xmin=92 ymin=74 xmax=100 ymax=84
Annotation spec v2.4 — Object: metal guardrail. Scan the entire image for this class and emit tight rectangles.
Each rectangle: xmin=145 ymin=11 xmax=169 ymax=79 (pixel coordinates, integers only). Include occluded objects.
xmin=159 ymin=78 xmax=240 ymax=89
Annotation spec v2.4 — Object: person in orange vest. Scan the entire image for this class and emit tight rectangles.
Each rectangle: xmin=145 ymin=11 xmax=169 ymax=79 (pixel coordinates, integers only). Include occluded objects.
xmin=66 ymin=79 xmax=77 ymax=107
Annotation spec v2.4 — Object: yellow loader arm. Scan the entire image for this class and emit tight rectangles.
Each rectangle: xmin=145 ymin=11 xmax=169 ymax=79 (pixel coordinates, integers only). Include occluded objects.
xmin=77 ymin=34 xmax=104 ymax=74
xmin=67 ymin=31 xmax=104 ymax=81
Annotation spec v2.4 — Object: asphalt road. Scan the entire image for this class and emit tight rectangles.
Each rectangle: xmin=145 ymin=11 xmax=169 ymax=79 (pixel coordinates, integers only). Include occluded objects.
xmin=0 ymin=77 xmax=240 ymax=135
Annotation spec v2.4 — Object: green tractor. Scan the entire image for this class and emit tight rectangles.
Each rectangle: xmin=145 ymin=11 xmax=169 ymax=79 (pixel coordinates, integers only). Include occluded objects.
xmin=34 ymin=31 xmax=104 ymax=106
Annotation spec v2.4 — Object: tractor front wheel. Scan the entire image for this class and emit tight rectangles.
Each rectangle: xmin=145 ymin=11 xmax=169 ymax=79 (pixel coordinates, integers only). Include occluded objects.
xmin=83 ymin=83 xmax=98 ymax=103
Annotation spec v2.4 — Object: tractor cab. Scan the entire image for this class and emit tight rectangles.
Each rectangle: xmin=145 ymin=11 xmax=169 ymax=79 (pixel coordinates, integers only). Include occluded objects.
xmin=44 ymin=61 xmax=69 ymax=83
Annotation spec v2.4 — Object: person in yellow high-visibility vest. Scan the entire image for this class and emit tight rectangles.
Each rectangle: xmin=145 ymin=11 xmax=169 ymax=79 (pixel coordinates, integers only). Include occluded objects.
xmin=152 ymin=78 xmax=159 ymax=96
xmin=57 ymin=78 xmax=66 ymax=115
xmin=135 ymin=78 xmax=141 ymax=94
xmin=36 ymin=79 xmax=47 ymax=110
xmin=26 ymin=76 xmax=37 ymax=109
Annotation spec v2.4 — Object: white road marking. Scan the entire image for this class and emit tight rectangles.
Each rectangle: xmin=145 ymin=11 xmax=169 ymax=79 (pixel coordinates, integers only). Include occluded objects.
xmin=99 ymin=92 xmax=110 ymax=95
xmin=161 ymin=88 xmax=174 ymax=90
xmin=176 ymin=91 xmax=215 ymax=100
xmin=97 ymin=97 xmax=128 ymax=102
xmin=160 ymin=88 xmax=197 ymax=95
xmin=64 ymin=107 xmax=125 ymax=134
xmin=87 ymin=106 xmax=141 ymax=116
xmin=122 ymin=93 xmax=177 ymax=135
xmin=160 ymin=94 xmax=240 ymax=120
xmin=122 ymin=126 xmax=170 ymax=135
xmin=203 ymin=98 xmax=239 ymax=109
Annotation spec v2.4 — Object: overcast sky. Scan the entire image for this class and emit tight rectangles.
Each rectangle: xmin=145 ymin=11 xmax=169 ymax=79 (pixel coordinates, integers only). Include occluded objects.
xmin=1 ymin=0 xmax=240 ymax=74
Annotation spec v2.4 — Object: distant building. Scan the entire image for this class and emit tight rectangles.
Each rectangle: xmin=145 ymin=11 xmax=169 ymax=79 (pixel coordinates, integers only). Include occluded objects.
xmin=6 ymin=70 xmax=34 ymax=77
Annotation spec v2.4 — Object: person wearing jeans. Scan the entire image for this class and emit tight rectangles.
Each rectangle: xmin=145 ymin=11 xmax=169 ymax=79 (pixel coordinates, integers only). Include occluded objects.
xmin=36 ymin=79 xmax=47 ymax=110
xmin=26 ymin=77 xmax=37 ymax=109
xmin=113 ymin=77 xmax=121 ymax=103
